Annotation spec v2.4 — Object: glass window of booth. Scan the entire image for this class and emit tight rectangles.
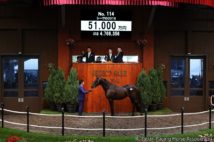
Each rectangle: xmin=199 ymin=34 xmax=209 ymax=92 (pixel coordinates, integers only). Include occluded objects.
xmin=72 ymin=55 xmax=139 ymax=63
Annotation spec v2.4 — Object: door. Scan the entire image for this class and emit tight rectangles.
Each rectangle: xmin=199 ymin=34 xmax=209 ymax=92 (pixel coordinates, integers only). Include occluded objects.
xmin=2 ymin=56 xmax=40 ymax=111
xmin=169 ymin=56 xmax=205 ymax=112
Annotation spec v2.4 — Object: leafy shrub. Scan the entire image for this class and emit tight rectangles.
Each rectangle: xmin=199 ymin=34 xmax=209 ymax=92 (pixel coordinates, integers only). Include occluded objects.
xmin=64 ymin=68 xmax=79 ymax=104
xmin=44 ymin=65 xmax=65 ymax=104
xmin=137 ymin=67 xmax=166 ymax=106
xmin=137 ymin=70 xmax=152 ymax=106
xmin=149 ymin=69 xmax=159 ymax=104
xmin=149 ymin=67 xmax=166 ymax=104
xmin=156 ymin=65 xmax=166 ymax=103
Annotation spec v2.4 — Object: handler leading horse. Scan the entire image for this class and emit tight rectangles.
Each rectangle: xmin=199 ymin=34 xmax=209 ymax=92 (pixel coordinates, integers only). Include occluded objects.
xmin=91 ymin=77 xmax=143 ymax=116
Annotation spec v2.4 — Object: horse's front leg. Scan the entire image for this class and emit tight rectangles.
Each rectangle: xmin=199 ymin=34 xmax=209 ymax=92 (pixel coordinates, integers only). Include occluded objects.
xmin=108 ymin=99 xmax=114 ymax=116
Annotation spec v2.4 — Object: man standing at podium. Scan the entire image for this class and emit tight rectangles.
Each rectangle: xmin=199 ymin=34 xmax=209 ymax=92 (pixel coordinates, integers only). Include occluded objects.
xmin=83 ymin=47 xmax=95 ymax=63
xmin=105 ymin=49 xmax=115 ymax=62
xmin=114 ymin=48 xmax=123 ymax=63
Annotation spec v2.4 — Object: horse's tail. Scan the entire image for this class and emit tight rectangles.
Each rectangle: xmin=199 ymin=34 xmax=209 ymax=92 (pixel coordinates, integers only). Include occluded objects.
xmin=126 ymin=85 xmax=144 ymax=113
xmin=135 ymin=88 xmax=144 ymax=113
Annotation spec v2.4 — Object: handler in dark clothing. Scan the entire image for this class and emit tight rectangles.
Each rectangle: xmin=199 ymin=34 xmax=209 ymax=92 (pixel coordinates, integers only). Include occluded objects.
xmin=114 ymin=48 xmax=123 ymax=63
xmin=78 ymin=80 xmax=91 ymax=115
xmin=83 ymin=47 xmax=95 ymax=63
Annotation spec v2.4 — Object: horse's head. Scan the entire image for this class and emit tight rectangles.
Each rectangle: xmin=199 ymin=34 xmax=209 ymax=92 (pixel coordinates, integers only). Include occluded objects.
xmin=91 ymin=77 xmax=101 ymax=88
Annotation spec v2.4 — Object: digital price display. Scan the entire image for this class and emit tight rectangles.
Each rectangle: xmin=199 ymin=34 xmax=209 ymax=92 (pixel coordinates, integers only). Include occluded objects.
xmin=81 ymin=10 xmax=132 ymax=39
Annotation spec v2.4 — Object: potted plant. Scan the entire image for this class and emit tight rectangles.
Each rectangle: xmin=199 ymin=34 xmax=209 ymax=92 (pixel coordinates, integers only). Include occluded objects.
xmin=52 ymin=69 xmax=65 ymax=111
xmin=156 ymin=65 xmax=166 ymax=109
xmin=137 ymin=70 xmax=152 ymax=110
xmin=149 ymin=67 xmax=166 ymax=110
xmin=45 ymin=64 xmax=65 ymax=111
xmin=44 ymin=64 xmax=56 ymax=110
xmin=149 ymin=69 xmax=159 ymax=111
xmin=64 ymin=68 xmax=79 ymax=112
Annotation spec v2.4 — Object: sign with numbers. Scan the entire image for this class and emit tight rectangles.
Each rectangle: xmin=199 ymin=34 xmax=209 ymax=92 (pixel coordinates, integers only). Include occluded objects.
xmin=80 ymin=10 xmax=132 ymax=39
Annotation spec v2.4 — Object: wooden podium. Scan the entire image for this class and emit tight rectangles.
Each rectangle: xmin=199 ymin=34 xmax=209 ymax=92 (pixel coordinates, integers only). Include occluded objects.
xmin=73 ymin=63 xmax=142 ymax=113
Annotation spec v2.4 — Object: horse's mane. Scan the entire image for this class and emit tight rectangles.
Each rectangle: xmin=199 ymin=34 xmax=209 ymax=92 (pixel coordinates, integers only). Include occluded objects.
xmin=99 ymin=78 xmax=112 ymax=92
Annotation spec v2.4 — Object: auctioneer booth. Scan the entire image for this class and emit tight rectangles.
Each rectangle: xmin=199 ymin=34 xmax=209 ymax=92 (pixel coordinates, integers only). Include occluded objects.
xmin=73 ymin=63 xmax=142 ymax=113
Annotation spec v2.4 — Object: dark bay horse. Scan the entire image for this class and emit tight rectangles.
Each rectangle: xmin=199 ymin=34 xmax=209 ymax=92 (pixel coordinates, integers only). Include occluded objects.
xmin=91 ymin=77 xmax=143 ymax=116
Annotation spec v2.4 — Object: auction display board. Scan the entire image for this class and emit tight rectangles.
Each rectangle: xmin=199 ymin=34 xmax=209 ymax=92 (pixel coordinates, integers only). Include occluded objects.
xmin=80 ymin=10 xmax=132 ymax=39
xmin=73 ymin=63 xmax=142 ymax=113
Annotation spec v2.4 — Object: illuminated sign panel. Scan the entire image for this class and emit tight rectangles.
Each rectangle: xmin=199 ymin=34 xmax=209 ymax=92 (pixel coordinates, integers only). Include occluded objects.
xmin=80 ymin=10 xmax=132 ymax=38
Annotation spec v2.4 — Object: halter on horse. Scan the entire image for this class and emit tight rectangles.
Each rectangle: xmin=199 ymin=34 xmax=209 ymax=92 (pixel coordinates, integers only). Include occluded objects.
xmin=91 ymin=77 xmax=143 ymax=116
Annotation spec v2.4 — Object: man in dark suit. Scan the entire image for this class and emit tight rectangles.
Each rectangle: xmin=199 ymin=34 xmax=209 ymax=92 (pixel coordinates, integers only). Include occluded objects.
xmin=114 ymin=48 xmax=123 ymax=63
xmin=105 ymin=49 xmax=115 ymax=62
xmin=83 ymin=47 xmax=95 ymax=63
xmin=78 ymin=80 xmax=91 ymax=115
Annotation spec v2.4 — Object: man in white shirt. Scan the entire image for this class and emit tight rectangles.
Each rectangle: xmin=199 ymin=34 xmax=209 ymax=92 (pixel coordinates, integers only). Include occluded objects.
xmin=105 ymin=49 xmax=115 ymax=62
xmin=83 ymin=47 xmax=95 ymax=63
